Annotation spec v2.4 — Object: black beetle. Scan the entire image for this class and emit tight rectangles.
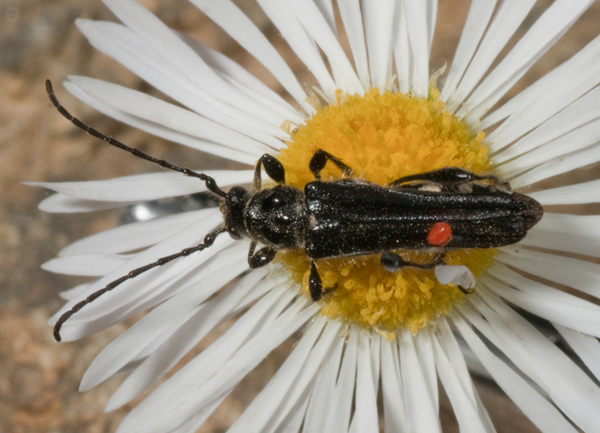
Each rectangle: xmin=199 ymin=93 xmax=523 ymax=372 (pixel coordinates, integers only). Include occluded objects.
xmin=46 ymin=80 xmax=543 ymax=341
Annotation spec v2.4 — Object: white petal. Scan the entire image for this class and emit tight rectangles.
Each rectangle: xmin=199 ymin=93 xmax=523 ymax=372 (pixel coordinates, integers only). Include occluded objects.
xmin=362 ymin=0 xmax=395 ymax=90
xmin=435 ymin=265 xmax=475 ymax=290
xmin=528 ymin=179 xmax=600 ymax=205
xmin=381 ymin=337 xmax=407 ymax=432
xmin=510 ymin=143 xmax=600 ymax=187
xmin=314 ymin=0 xmax=336 ymax=33
xmin=121 ymin=278 xmax=295 ymax=418
xmin=179 ymin=35 xmax=302 ymax=125
xmin=42 ymin=252 xmax=131 ymax=277
xmin=257 ymin=0 xmax=336 ymax=96
xmin=497 ymin=247 xmax=600 ymax=299
xmin=52 ymin=212 xmax=228 ymax=336
xmin=431 ymin=324 xmax=494 ymax=433
xmin=167 ymin=397 xmax=225 ymax=433
xmin=118 ymin=298 xmax=318 ymax=433
xmin=393 ymin=4 xmax=411 ymax=94
xmin=37 ymin=194 xmax=125 ymax=213
xmin=274 ymin=393 xmax=311 ymax=433
xmin=338 ymin=0 xmax=369 ymax=87
xmin=521 ymin=213 xmax=600 ymax=258
xmin=465 ymin=292 xmax=600 ymax=433
xmin=369 ymin=333 xmax=380 ymax=390
xmin=284 ymin=0 xmax=364 ymax=95
xmin=101 ymin=0 xmax=287 ymax=136
xmin=403 ymin=1 xmax=433 ymax=97
xmin=60 ymin=209 xmax=211 ymax=255
xmin=448 ymin=0 xmax=535 ymax=114
xmin=348 ymin=330 xmax=379 ymax=432
xmin=324 ymin=327 xmax=358 ymax=433
xmin=187 ymin=0 xmax=313 ymax=114
xmin=302 ymin=334 xmax=345 ymax=433
xmin=435 ymin=318 xmax=495 ymax=431
xmin=555 ymin=324 xmax=600 ymax=382
xmin=29 ymin=170 xmax=253 ymax=203
xmin=61 ymin=76 xmax=258 ymax=166
xmin=228 ymin=318 xmax=342 ymax=433
xmin=497 ymin=118 xmax=600 ymax=182
xmin=399 ymin=329 xmax=441 ymax=433
xmin=441 ymin=0 xmax=496 ymax=105
xmin=451 ymin=311 xmax=578 ymax=433
xmin=76 ymin=19 xmax=286 ymax=149
xmin=491 ymin=86 xmax=600 ymax=163
xmin=67 ymin=76 xmax=273 ymax=156
xmin=482 ymin=35 xmax=600 ymax=138
xmin=483 ymin=266 xmax=600 ymax=337
xmin=78 ymin=246 xmax=248 ymax=387
xmin=80 ymin=250 xmax=253 ymax=391
xmin=105 ymin=269 xmax=276 ymax=409
xmin=59 ymin=283 xmax=91 ymax=301
xmin=415 ymin=328 xmax=438 ymax=412
xmin=461 ymin=0 xmax=593 ymax=122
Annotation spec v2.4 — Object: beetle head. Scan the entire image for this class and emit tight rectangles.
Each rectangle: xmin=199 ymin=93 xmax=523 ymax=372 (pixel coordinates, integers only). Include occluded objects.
xmin=221 ymin=185 xmax=252 ymax=239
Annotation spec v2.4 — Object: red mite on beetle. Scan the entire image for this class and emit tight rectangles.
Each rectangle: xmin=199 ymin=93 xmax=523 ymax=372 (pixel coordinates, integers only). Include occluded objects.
xmin=45 ymin=80 xmax=544 ymax=342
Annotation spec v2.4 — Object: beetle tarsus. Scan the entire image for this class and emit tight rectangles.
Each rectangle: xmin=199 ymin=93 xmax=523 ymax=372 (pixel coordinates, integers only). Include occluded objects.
xmin=247 ymin=242 xmax=277 ymax=268
xmin=309 ymin=149 xmax=353 ymax=180
xmin=458 ymin=285 xmax=475 ymax=294
xmin=254 ymin=154 xmax=286 ymax=191
xmin=308 ymin=261 xmax=336 ymax=301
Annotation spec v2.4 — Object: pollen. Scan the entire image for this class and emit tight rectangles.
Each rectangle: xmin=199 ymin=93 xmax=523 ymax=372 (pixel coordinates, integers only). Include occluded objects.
xmin=276 ymin=89 xmax=495 ymax=334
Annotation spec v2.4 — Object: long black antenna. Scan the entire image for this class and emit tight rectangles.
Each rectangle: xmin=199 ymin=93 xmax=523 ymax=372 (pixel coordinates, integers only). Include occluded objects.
xmin=53 ymin=227 xmax=227 ymax=341
xmin=45 ymin=79 xmax=227 ymax=198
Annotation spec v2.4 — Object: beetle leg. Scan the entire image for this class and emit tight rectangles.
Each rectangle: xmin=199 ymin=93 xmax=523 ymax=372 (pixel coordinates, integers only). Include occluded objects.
xmin=389 ymin=167 xmax=510 ymax=192
xmin=253 ymin=154 xmax=286 ymax=192
xmin=309 ymin=261 xmax=324 ymax=301
xmin=247 ymin=241 xmax=277 ymax=268
xmin=308 ymin=261 xmax=337 ymax=301
xmin=309 ymin=149 xmax=354 ymax=180
xmin=380 ymin=252 xmax=445 ymax=272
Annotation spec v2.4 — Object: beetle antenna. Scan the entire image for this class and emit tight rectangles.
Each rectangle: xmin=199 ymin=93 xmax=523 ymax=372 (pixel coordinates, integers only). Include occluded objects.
xmin=53 ymin=226 xmax=227 ymax=342
xmin=45 ymin=79 xmax=227 ymax=198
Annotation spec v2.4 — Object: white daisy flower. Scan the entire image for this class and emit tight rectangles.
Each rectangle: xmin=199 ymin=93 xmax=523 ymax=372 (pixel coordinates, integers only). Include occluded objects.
xmin=33 ymin=0 xmax=600 ymax=432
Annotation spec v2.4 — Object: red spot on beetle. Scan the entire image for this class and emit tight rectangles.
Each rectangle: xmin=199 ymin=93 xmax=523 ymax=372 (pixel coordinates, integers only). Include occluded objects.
xmin=427 ymin=222 xmax=453 ymax=246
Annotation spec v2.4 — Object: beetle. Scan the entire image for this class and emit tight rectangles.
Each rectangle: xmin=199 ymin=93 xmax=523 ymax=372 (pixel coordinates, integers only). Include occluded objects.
xmin=46 ymin=80 xmax=544 ymax=341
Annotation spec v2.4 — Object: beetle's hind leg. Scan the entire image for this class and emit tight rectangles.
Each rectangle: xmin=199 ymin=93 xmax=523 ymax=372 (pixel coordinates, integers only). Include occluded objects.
xmin=380 ymin=252 xmax=445 ymax=272
xmin=309 ymin=149 xmax=354 ymax=180
xmin=389 ymin=167 xmax=510 ymax=193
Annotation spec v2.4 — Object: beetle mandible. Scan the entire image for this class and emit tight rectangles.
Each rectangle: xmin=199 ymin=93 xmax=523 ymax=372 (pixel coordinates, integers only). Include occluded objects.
xmin=46 ymin=80 xmax=544 ymax=341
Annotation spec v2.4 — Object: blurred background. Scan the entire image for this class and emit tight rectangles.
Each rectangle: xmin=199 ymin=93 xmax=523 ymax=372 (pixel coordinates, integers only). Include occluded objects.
xmin=1 ymin=1 xmax=598 ymax=432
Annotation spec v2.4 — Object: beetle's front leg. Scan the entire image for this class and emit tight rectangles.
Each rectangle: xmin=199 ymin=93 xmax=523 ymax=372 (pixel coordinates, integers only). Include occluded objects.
xmin=253 ymin=154 xmax=286 ymax=192
xmin=309 ymin=149 xmax=354 ymax=180
xmin=380 ymin=252 xmax=445 ymax=272
xmin=248 ymin=241 xmax=277 ymax=268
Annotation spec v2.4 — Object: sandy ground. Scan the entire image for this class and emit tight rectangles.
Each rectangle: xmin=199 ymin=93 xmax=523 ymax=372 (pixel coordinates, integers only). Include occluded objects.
xmin=1 ymin=1 xmax=599 ymax=432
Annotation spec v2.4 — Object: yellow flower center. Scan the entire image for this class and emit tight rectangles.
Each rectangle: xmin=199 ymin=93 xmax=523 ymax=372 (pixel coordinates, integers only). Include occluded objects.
xmin=276 ymin=89 xmax=495 ymax=336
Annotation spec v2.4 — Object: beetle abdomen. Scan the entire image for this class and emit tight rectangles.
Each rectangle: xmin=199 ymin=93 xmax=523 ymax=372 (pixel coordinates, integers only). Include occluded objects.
xmin=304 ymin=180 xmax=542 ymax=259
